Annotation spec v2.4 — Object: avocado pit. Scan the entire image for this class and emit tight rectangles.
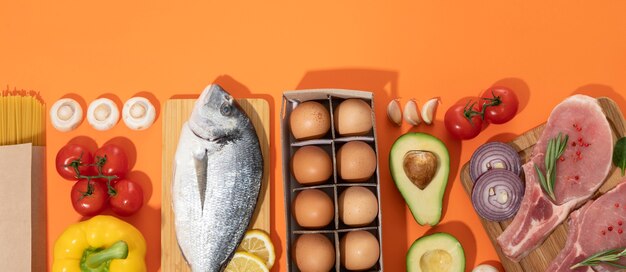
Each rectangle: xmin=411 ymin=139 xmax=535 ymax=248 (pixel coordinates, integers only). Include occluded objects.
xmin=403 ymin=150 xmax=438 ymax=190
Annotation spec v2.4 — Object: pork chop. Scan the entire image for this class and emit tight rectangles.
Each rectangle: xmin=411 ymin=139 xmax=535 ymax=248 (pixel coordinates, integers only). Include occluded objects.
xmin=497 ymin=95 xmax=613 ymax=261
xmin=547 ymin=180 xmax=626 ymax=272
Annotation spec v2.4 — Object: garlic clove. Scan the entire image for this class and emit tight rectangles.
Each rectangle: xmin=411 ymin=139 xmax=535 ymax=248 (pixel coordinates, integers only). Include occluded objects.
xmin=421 ymin=97 xmax=440 ymax=125
xmin=122 ymin=97 xmax=156 ymax=131
xmin=50 ymin=98 xmax=83 ymax=132
xmin=387 ymin=99 xmax=402 ymax=126
xmin=403 ymin=99 xmax=421 ymax=126
xmin=87 ymin=98 xmax=119 ymax=131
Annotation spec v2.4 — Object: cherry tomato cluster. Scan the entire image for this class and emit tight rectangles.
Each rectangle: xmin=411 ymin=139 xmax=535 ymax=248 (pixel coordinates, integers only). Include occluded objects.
xmin=55 ymin=143 xmax=143 ymax=217
xmin=444 ymin=87 xmax=519 ymax=140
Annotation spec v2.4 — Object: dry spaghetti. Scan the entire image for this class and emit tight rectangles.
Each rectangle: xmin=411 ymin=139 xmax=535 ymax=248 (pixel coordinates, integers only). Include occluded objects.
xmin=0 ymin=88 xmax=45 ymax=146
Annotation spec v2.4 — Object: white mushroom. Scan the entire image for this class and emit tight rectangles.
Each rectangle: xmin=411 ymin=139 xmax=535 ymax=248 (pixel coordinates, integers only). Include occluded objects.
xmin=473 ymin=264 xmax=499 ymax=272
xmin=122 ymin=97 xmax=156 ymax=130
xmin=87 ymin=98 xmax=119 ymax=131
xmin=50 ymin=98 xmax=83 ymax=132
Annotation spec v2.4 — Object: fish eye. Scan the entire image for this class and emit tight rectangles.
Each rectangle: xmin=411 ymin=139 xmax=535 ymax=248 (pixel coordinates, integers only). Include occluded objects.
xmin=220 ymin=103 xmax=232 ymax=116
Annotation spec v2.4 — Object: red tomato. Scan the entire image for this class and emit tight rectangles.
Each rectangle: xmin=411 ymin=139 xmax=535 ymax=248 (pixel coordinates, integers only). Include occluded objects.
xmin=71 ymin=179 xmax=108 ymax=216
xmin=444 ymin=99 xmax=484 ymax=140
xmin=109 ymin=179 xmax=143 ymax=216
xmin=94 ymin=144 xmax=128 ymax=179
xmin=55 ymin=144 xmax=95 ymax=180
xmin=480 ymin=86 xmax=519 ymax=124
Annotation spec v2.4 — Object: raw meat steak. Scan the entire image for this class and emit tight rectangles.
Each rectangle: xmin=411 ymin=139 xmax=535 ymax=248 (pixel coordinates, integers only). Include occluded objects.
xmin=547 ymin=181 xmax=626 ymax=272
xmin=497 ymin=95 xmax=613 ymax=261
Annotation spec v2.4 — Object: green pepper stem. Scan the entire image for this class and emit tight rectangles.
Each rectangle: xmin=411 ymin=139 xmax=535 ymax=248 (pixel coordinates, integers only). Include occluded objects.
xmin=85 ymin=241 xmax=129 ymax=268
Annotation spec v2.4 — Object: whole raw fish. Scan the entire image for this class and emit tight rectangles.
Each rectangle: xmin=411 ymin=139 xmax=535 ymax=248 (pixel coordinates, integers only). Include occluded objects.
xmin=172 ymin=84 xmax=263 ymax=271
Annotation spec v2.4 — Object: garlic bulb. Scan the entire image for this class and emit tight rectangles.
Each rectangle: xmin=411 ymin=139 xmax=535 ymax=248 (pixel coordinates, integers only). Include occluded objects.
xmin=421 ymin=97 xmax=440 ymax=125
xmin=403 ymin=99 xmax=421 ymax=126
xmin=87 ymin=98 xmax=119 ymax=131
xmin=50 ymin=98 xmax=83 ymax=132
xmin=387 ymin=99 xmax=402 ymax=126
xmin=122 ymin=97 xmax=156 ymax=130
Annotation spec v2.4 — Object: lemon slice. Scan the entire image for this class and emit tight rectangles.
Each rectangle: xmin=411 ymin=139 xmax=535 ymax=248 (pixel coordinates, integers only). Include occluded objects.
xmin=225 ymin=251 xmax=269 ymax=272
xmin=237 ymin=229 xmax=276 ymax=269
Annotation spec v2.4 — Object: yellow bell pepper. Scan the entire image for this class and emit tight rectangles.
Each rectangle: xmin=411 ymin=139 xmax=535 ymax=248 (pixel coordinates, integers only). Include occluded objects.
xmin=52 ymin=215 xmax=147 ymax=272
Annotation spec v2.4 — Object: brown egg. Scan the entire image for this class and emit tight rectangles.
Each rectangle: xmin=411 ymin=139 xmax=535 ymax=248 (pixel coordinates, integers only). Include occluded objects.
xmin=294 ymin=234 xmax=336 ymax=272
xmin=334 ymin=99 xmax=373 ymax=136
xmin=290 ymin=101 xmax=331 ymax=140
xmin=337 ymin=141 xmax=377 ymax=182
xmin=339 ymin=186 xmax=379 ymax=226
xmin=292 ymin=189 xmax=334 ymax=228
xmin=340 ymin=231 xmax=380 ymax=271
xmin=292 ymin=146 xmax=333 ymax=185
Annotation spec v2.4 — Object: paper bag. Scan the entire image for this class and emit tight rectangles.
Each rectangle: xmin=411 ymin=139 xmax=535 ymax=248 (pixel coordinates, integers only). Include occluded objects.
xmin=0 ymin=143 xmax=46 ymax=271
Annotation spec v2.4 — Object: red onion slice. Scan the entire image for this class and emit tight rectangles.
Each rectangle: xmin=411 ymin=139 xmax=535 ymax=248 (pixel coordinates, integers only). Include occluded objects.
xmin=471 ymin=169 xmax=524 ymax=221
xmin=469 ymin=142 xmax=521 ymax=182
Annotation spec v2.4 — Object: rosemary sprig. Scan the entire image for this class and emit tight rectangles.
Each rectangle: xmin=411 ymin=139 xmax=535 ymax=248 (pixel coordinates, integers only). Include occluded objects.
xmin=571 ymin=247 xmax=626 ymax=269
xmin=534 ymin=132 xmax=569 ymax=201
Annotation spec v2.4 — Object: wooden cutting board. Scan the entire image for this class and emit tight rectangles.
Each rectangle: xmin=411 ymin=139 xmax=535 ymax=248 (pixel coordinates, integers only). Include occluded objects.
xmin=461 ymin=97 xmax=626 ymax=271
xmin=161 ymin=98 xmax=270 ymax=271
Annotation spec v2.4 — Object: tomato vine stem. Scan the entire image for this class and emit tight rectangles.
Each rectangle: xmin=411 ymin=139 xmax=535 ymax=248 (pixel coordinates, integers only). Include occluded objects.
xmin=70 ymin=155 xmax=118 ymax=197
xmin=462 ymin=91 xmax=505 ymax=126
xmin=479 ymin=91 xmax=503 ymax=117
xmin=463 ymin=99 xmax=483 ymax=126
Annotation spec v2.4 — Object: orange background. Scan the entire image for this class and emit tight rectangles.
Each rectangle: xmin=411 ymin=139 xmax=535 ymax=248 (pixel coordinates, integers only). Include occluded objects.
xmin=2 ymin=1 xmax=626 ymax=271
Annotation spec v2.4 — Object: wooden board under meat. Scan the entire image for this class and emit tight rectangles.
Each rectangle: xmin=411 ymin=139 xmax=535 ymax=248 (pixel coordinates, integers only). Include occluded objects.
xmin=460 ymin=97 xmax=626 ymax=271
xmin=161 ymin=98 xmax=270 ymax=271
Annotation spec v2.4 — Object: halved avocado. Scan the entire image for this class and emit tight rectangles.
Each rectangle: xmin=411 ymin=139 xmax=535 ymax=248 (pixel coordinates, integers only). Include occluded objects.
xmin=407 ymin=233 xmax=465 ymax=272
xmin=390 ymin=132 xmax=449 ymax=226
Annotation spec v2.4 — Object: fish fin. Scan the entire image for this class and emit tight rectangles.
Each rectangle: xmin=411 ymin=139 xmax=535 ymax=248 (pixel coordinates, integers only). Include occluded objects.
xmin=193 ymin=148 xmax=208 ymax=210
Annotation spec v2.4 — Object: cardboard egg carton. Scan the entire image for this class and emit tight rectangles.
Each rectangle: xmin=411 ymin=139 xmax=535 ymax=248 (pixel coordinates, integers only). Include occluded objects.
xmin=280 ymin=89 xmax=384 ymax=272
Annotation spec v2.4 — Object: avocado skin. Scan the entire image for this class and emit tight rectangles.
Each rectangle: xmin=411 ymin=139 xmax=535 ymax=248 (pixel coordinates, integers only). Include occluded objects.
xmin=406 ymin=232 xmax=465 ymax=272
xmin=389 ymin=132 xmax=450 ymax=226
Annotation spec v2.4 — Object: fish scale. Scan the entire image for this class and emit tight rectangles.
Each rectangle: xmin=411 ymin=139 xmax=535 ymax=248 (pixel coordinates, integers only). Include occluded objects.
xmin=173 ymin=84 xmax=263 ymax=272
